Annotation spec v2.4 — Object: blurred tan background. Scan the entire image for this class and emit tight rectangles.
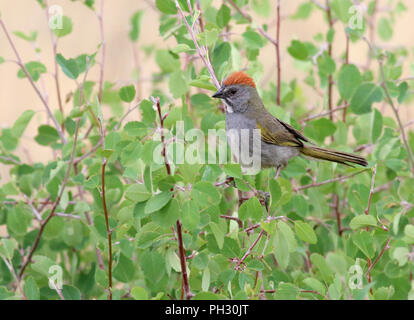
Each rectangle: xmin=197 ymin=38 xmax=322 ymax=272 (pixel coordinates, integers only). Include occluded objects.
xmin=1 ymin=0 xmax=413 ymax=182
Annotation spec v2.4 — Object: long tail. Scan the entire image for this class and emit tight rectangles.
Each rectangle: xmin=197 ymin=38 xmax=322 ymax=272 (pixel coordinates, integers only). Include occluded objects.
xmin=300 ymin=145 xmax=368 ymax=167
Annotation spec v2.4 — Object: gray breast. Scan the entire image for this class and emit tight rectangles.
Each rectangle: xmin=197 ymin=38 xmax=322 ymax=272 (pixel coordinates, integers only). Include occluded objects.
xmin=225 ymin=112 xmax=299 ymax=169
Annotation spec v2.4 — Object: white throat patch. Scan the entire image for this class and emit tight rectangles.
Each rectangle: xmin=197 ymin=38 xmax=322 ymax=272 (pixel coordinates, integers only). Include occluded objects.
xmin=224 ymin=101 xmax=234 ymax=113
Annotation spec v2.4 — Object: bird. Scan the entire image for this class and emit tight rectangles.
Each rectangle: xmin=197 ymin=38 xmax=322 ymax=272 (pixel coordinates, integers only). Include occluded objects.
xmin=212 ymin=71 xmax=368 ymax=175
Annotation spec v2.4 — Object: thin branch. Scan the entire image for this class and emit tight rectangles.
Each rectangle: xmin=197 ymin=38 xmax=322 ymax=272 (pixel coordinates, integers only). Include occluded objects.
xmin=45 ymin=0 xmax=65 ymax=129
xmin=294 ymin=169 xmax=369 ymax=192
xmin=225 ymin=0 xmax=277 ymax=46
xmin=365 ymin=165 xmax=377 ymax=215
xmin=366 ymin=238 xmax=391 ymax=275
xmin=234 ymin=230 xmax=265 ymax=270
xmin=1 ymin=257 xmax=27 ymax=299
xmin=220 ymin=215 xmax=243 ymax=229
xmin=300 ymin=105 xmax=348 ymax=123
xmin=97 ymin=0 xmax=106 ymax=102
xmin=276 ymin=0 xmax=281 ymax=106
xmin=176 ymin=220 xmax=193 ymax=299
xmin=153 ymin=95 xmax=192 ymax=299
xmin=152 ymin=97 xmax=171 ymax=175
xmin=175 ymin=1 xmax=220 ymax=88
xmin=326 ymin=0 xmax=334 ymax=122
xmin=378 ymin=59 xmax=414 ymax=176
xmin=114 ymin=101 xmax=141 ymax=131
xmin=0 ymin=18 xmax=66 ymax=144
xmin=97 ymin=103 xmax=113 ymax=299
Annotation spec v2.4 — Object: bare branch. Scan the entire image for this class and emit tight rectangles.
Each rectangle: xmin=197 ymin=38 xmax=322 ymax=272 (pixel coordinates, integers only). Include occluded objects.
xmin=0 ymin=18 xmax=66 ymax=144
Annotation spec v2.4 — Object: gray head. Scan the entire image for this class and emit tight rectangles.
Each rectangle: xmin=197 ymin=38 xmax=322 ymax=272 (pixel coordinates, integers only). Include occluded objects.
xmin=212 ymin=71 xmax=258 ymax=113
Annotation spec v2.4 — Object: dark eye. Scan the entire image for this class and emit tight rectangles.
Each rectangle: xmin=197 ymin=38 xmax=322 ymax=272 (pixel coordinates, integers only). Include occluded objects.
xmin=229 ymin=88 xmax=237 ymax=95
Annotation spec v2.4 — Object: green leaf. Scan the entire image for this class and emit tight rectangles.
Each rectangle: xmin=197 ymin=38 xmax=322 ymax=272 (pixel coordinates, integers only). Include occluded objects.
xmin=349 ymin=83 xmax=383 ymax=115
xmin=378 ymin=18 xmax=393 ymax=41
xmin=252 ymin=0 xmax=271 ymax=17
xmin=11 ymin=110 xmax=35 ymax=139
xmin=202 ymin=267 xmax=210 ymax=291
xmin=141 ymin=251 xmax=165 ymax=284
xmin=238 ymin=196 xmax=263 ymax=222
xmin=302 ymin=277 xmax=326 ymax=297
xmin=209 ymin=222 xmax=225 ymax=249
xmin=317 ymin=54 xmax=336 ymax=76
xmin=34 ymin=125 xmax=59 ymax=146
xmin=125 ymin=184 xmax=151 ymax=202
xmin=0 ymin=239 xmax=18 ymax=260
xmin=155 ymin=50 xmax=180 ymax=73
xmin=352 ymin=231 xmax=376 ymax=258
xmin=156 ymin=0 xmax=177 ymax=14
xmin=275 ymin=282 xmax=299 ymax=300
xmin=144 ymin=191 xmax=172 ymax=214
xmin=370 ymin=108 xmax=383 ymax=143
xmin=113 ymin=254 xmax=135 ymax=283
xmin=7 ymin=205 xmax=31 ymax=236
xmin=269 ymin=178 xmax=281 ymax=211
xmin=169 ymin=70 xmax=188 ymax=98
xmin=131 ymin=287 xmax=148 ymax=300
xmin=292 ymin=2 xmax=313 ymax=19
xmin=62 ymin=285 xmax=81 ymax=300
xmin=23 ymin=277 xmax=40 ymax=300
xmin=274 ymin=226 xmax=290 ymax=269
xmin=278 ymin=221 xmax=298 ymax=253
xmin=294 ymin=221 xmax=317 ymax=244
xmin=13 ymin=31 xmax=37 ymax=42
xmin=192 ymin=292 xmax=222 ymax=300
xmin=287 ymin=40 xmax=308 ymax=61
xmin=53 ymin=16 xmax=73 ymax=38
xmin=17 ymin=61 xmax=46 ymax=82
xmin=304 ymin=118 xmax=336 ymax=142
xmin=181 ymin=199 xmax=200 ymax=231
xmin=31 ymin=255 xmax=56 ymax=276
xmin=223 ymin=164 xmax=243 ymax=179
xmin=216 ymin=4 xmax=231 ymax=28
xmin=338 ymin=64 xmax=361 ymax=100
xmin=242 ymin=31 xmax=264 ymax=50
xmin=349 ymin=215 xmax=378 ymax=230
xmin=129 ymin=11 xmax=144 ymax=42
xmin=56 ymin=54 xmax=79 ymax=79
xmin=119 ymin=85 xmax=136 ymax=102
xmin=330 ymin=0 xmax=353 ymax=23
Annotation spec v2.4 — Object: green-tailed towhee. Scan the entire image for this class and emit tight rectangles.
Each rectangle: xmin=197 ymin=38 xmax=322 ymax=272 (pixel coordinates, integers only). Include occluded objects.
xmin=212 ymin=71 xmax=368 ymax=172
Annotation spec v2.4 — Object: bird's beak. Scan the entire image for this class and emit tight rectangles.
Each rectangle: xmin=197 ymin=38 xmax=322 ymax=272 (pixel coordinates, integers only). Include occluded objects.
xmin=212 ymin=87 xmax=224 ymax=99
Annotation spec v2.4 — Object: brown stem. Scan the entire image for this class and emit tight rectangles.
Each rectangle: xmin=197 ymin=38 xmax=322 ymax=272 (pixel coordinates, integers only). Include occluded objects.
xmin=154 ymin=96 xmax=191 ymax=299
xmin=153 ymin=97 xmax=171 ymax=175
xmin=101 ymin=159 xmax=112 ymax=300
xmin=234 ymin=230 xmax=265 ymax=270
xmin=18 ymin=119 xmax=81 ymax=280
xmin=276 ymin=0 xmax=281 ymax=106
xmin=366 ymin=238 xmax=391 ymax=275
xmin=176 ymin=220 xmax=192 ymax=299
xmin=332 ymin=194 xmax=343 ymax=236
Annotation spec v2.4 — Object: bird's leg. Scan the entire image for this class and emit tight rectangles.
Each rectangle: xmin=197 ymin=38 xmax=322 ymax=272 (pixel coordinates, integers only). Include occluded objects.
xmin=274 ymin=166 xmax=281 ymax=180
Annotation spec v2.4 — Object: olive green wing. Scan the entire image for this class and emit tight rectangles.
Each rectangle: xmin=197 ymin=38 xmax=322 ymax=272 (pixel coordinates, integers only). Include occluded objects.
xmin=257 ymin=116 xmax=310 ymax=147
